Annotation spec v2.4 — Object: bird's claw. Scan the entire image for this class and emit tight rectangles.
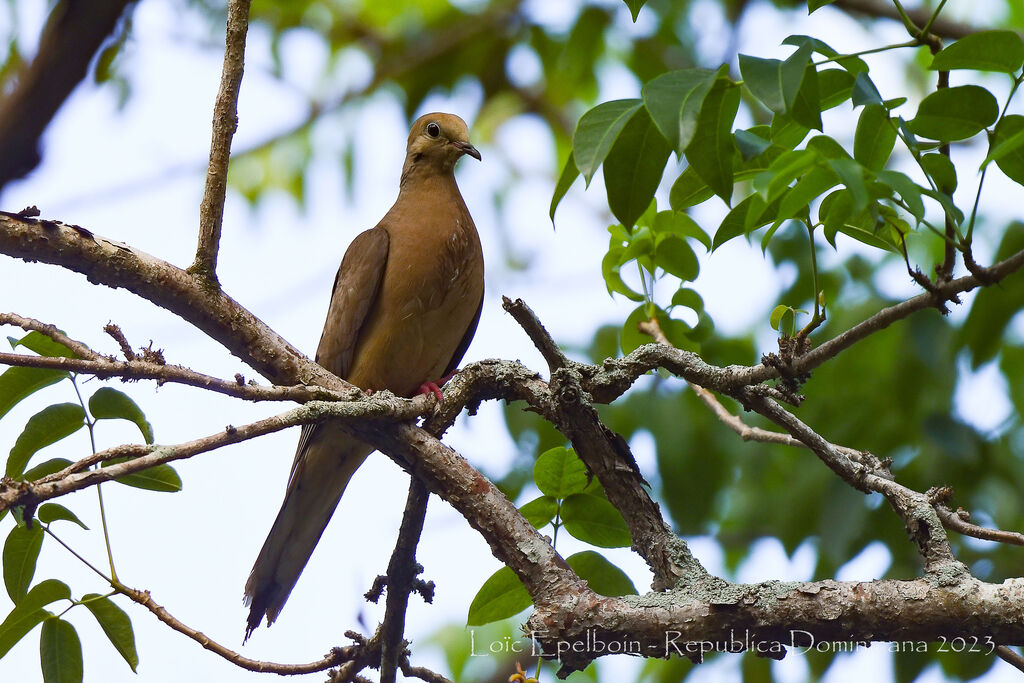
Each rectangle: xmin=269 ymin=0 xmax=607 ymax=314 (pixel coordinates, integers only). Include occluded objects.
xmin=418 ymin=381 xmax=444 ymax=403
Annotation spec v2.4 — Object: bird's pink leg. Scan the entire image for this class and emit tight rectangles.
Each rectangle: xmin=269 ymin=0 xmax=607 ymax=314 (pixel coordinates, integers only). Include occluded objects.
xmin=417 ymin=370 xmax=457 ymax=404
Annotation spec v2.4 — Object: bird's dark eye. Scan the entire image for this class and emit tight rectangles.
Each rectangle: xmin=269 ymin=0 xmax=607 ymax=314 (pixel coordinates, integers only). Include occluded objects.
xmin=426 ymin=122 xmax=441 ymax=138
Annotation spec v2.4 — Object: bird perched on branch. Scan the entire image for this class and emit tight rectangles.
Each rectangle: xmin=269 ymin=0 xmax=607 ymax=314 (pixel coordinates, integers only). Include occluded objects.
xmin=243 ymin=113 xmax=484 ymax=640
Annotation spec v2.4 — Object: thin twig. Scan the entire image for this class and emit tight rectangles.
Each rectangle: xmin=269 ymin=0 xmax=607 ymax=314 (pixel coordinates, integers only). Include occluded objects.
xmin=0 ymin=312 xmax=96 ymax=358
xmin=502 ymin=295 xmax=566 ymax=372
xmin=639 ymin=318 xmax=887 ymax=472
xmin=116 ymin=582 xmax=351 ymax=674
xmin=997 ymin=646 xmax=1024 ymax=674
xmin=834 ymin=0 xmax=975 ymax=39
xmin=401 ymin=660 xmax=455 ymax=683
xmin=0 ymin=395 xmax=431 ymax=513
xmin=191 ymin=0 xmax=251 ymax=282
xmin=0 ymin=348 xmax=358 ymax=404
xmin=935 ymin=504 xmax=1024 ymax=547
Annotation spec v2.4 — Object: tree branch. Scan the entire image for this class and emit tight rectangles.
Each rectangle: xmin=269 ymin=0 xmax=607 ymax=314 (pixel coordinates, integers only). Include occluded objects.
xmin=191 ymin=0 xmax=251 ymax=283
xmin=379 ymin=479 xmax=431 ymax=683
xmin=526 ymin=575 xmax=1024 ymax=675
xmin=834 ymin=0 xmax=976 ymax=40
xmin=935 ymin=503 xmax=1024 ymax=547
xmin=0 ymin=395 xmax=430 ymax=513
xmin=0 ymin=0 xmax=135 ymax=190
xmin=503 ymin=297 xmax=707 ymax=591
xmin=117 ymin=582 xmax=352 ymax=674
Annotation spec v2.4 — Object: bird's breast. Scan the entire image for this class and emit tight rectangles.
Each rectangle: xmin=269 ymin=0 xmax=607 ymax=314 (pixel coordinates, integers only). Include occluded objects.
xmin=347 ymin=208 xmax=483 ymax=396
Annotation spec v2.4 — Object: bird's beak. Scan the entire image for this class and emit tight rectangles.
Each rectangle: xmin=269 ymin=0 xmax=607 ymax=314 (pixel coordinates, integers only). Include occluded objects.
xmin=452 ymin=140 xmax=482 ymax=161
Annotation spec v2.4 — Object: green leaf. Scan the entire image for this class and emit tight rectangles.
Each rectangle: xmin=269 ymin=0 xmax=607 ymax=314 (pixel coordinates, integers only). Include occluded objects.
xmin=789 ymin=50 xmax=822 ymax=131
xmin=776 ymin=165 xmax=839 ymax=222
xmin=770 ymin=114 xmax=809 ymax=149
xmin=6 ymin=403 xmax=85 ymax=478
xmin=920 ymin=153 xmax=957 ymax=193
xmin=669 ymin=166 xmax=714 ymax=209
xmin=908 ymin=86 xmax=998 ymax=141
xmin=930 ymin=30 xmax=1024 ymax=73
xmin=851 ymin=71 xmax=883 ymax=107
xmin=807 ymin=0 xmax=837 ymax=11
xmin=4 ymin=523 xmax=44 ymax=602
xmin=739 ymin=43 xmax=811 ymax=115
xmin=0 ymin=579 xmax=70 ymax=658
xmin=8 ymin=331 xmax=77 ymax=359
xmin=561 ymin=493 xmax=632 ymax=548
xmin=620 ymin=304 xmax=653 ymax=355
xmin=466 ymin=566 xmax=531 ymax=626
xmin=81 ymin=594 xmax=138 ymax=672
xmin=518 ymin=496 xmax=558 ymax=529
xmin=652 ymin=210 xmax=711 ymax=251
xmin=533 ymin=447 xmax=588 ymax=498
xmin=817 ymin=69 xmax=856 ymax=109
xmin=603 ymin=107 xmax=672 ymax=229
xmin=757 ymin=148 xmax=818 ymax=203
xmin=654 ymin=235 xmax=699 ymax=281
xmin=573 ymin=99 xmax=643 ymax=184
xmin=0 ymin=367 xmax=68 ymax=422
xmin=102 ymin=457 xmax=182 ymax=492
xmin=854 ymin=104 xmax=897 ymax=171
xmin=549 ymin=150 xmax=579 ymax=224
xmin=712 ymin=194 xmax=781 ymax=250
xmin=37 ymin=504 xmax=88 ymax=530
xmin=770 ymin=305 xmax=796 ymax=336
xmin=89 ymin=387 xmax=154 ymax=443
xmin=781 ymin=35 xmax=867 ymax=74
xmin=828 ymin=157 xmax=868 ymax=212
xmin=670 ymin=288 xmax=705 ymax=315
xmin=623 ymin=0 xmax=646 ymax=21
xmin=876 ymin=170 xmax=926 ymax=220
xmin=601 ymin=247 xmax=646 ymax=302
xmin=566 ymin=551 xmax=638 ymax=597
xmin=734 ymin=129 xmax=772 ymax=160
xmin=641 ymin=68 xmax=716 ymax=154
xmin=987 ymin=114 xmax=1024 ymax=185
xmin=22 ymin=458 xmax=74 ymax=482
xmin=40 ymin=618 xmax=83 ymax=683
xmin=684 ymin=71 xmax=739 ymax=202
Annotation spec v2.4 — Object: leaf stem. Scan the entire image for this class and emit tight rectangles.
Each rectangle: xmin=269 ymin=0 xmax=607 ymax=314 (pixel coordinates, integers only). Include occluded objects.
xmin=70 ymin=376 xmax=119 ymax=582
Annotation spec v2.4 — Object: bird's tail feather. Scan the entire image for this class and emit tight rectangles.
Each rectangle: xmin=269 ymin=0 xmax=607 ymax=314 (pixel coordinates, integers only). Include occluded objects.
xmin=243 ymin=426 xmax=372 ymax=641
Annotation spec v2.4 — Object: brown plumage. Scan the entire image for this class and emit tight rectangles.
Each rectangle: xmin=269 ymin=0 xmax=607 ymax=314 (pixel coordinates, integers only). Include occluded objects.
xmin=243 ymin=113 xmax=484 ymax=640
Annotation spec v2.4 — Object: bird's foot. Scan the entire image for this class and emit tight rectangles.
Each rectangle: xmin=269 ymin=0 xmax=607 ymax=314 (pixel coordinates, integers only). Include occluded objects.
xmin=417 ymin=370 xmax=457 ymax=404
xmin=417 ymin=381 xmax=444 ymax=403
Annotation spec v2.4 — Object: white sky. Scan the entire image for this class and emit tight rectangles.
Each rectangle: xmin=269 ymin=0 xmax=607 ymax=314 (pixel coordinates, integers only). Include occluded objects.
xmin=0 ymin=0 xmax=1019 ymax=681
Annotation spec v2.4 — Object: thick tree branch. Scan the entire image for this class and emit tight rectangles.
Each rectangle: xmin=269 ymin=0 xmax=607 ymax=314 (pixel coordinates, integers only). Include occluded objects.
xmin=503 ymin=297 xmax=707 ymax=591
xmin=191 ymin=0 xmax=251 ymax=282
xmin=0 ymin=0 xmax=135 ymax=190
xmin=526 ymin=575 xmax=1024 ymax=676
xmin=0 ymin=212 xmax=346 ymax=389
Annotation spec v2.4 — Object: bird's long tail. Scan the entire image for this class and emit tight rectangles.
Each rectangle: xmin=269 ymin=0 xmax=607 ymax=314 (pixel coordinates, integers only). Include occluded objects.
xmin=243 ymin=423 xmax=372 ymax=641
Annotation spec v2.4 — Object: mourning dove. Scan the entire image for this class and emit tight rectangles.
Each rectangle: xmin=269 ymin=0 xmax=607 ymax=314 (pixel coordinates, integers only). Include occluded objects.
xmin=243 ymin=113 xmax=483 ymax=640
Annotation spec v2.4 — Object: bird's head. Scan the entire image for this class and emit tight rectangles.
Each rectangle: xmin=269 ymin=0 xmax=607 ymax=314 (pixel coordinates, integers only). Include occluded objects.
xmin=404 ymin=113 xmax=481 ymax=176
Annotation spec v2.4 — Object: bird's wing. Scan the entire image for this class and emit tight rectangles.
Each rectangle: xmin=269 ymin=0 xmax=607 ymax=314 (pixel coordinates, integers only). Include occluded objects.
xmin=289 ymin=226 xmax=389 ymax=480
xmin=442 ymin=292 xmax=483 ymax=378
xmin=315 ymin=226 xmax=390 ymax=378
